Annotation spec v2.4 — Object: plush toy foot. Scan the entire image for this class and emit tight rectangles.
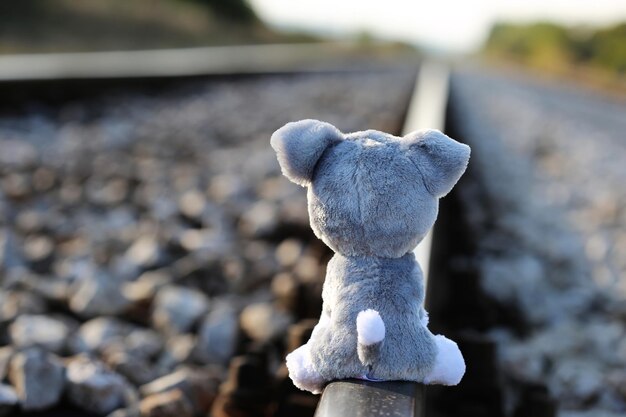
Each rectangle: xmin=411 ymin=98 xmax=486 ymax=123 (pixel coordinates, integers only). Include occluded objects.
xmin=286 ymin=344 xmax=325 ymax=394
xmin=423 ymin=335 xmax=465 ymax=385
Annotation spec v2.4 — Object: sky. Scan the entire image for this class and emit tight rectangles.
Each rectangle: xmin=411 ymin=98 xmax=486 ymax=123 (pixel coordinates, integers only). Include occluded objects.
xmin=249 ymin=0 xmax=626 ymax=53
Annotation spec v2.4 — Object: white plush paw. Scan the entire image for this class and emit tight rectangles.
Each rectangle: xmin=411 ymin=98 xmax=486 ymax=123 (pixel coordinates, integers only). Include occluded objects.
xmin=286 ymin=344 xmax=325 ymax=394
xmin=423 ymin=335 xmax=465 ymax=385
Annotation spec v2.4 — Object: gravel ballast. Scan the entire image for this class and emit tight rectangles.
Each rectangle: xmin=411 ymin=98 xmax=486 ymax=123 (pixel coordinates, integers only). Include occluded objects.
xmin=450 ymin=66 xmax=626 ymax=416
xmin=0 ymin=69 xmax=415 ymax=416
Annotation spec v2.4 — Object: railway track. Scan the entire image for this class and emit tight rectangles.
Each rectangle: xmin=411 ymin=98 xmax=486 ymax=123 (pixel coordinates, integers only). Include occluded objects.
xmin=0 ymin=45 xmax=526 ymax=417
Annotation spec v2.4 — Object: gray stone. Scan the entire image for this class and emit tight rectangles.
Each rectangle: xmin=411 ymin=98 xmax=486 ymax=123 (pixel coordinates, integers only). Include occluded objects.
xmin=178 ymin=190 xmax=206 ymax=221
xmin=586 ymin=320 xmax=625 ymax=366
xmin=240 ymin=302 xmax=293 ymax=343
xmin=0 ymin=140 xmax=38 ymax=169
xmin=279 ymin=194 xmax=311 ymax=228
xmin=0 ymin=289 xmax=47 ymax=322
xmin=242 ymin=241 xmax=280 ymax=286
xmin=239 ymin=201 xmax=278 ymax=237
xmin=257 ymin=176 xmax=297 ymax=201
xmin=607 ymin=369 xmax=626 ymax=400
xmin=122 ymin=269 xmax=171 ymax=303
xmin=103 ymin=349 xmax=158 ymax=387
xmin=140 ymin=367 xmax=218 ymax=415
xmin=21 ymin=273 xmax=70 ymax=304
xmin=139 ymin=368 xmax=190 ymax=397
xmin=211 ymin=355 xmax=273 ymax=417
xmin=177 ymin=228 xmax=229 ymax=254
xmin=0 ymin=383 xmax=18 ymax=417
xmin=271 ymin=272 xmax=300 ymax=313
xmin=100 ymin=327 xmax=164 ymax=364
xmin=550 ymin=358 xmax=604 ymax=408
xmin=275 ymin=239 xmax=304 ymax=268
xmin=22 ymin=235 xmax=55 ymax=272
xmin=207 ymin=174 xmax=250 ymax=209
xmin=66 ymin=355 xmax=130 ymax=415
xmin=109 ymin=256 xmax=142 ymax=284
xmin=139 ymin=389 xmax=193 ymax=417
xmin=2 ymin=173 xmax=32 ymax=199
xmin=106 ymin=406 xmax=140 ymax=417
xmin=87 ymin=178 xmax=129 ymax=206
xmin=70 ymin=317 xmax=130 ymax=353
xmin=123 ymin=328 xmax=164 ymax=359
xmin=155 ymin=334 xmax=195 ymax=374
xmin=9 ymin=314 xmax=70 ymax=353
xmin=69 ymin=272 xmax=131 ymax=318
xmin=8 ymin=348 xmax=65 ymax=411
xmin=0 ymin=347 xmax=13 ymax=381
xmin=194 ymin=305 xmax=239 ymax=365
xmin=152 ymin=285 xmax=209 ymax=334
xmin=32 ymin=167 xmax=57 ymax=192
xmin=15 ymin=210 xmax=48 ymax=235
xmin=0 ymin=230 xmax=24 ymax=272
xmin=292 ymin=254 xmax=320 ymax=283
xmin=58 ymin=179 xmax=83 ymax=205
xmin=499 ymin=342 xmax=546 ymax=383
xmin=125 ymin=236 xmax=163 ymax=269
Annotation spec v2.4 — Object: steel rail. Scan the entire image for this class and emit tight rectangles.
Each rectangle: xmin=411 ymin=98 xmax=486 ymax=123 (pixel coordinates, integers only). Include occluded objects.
xmin=0 ymin=42 xmax=410 ymax=81
xmin=0 ymin=42 xmax=418 ymax=115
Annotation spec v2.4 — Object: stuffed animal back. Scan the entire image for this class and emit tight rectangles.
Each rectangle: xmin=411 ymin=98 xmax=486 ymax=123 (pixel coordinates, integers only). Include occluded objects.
xmin=271 ymin=119 xmax=470 ymax=394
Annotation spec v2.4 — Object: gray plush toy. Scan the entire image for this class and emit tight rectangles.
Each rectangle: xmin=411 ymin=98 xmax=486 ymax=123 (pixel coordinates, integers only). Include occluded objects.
xmin=271 ymin=119 xmax=470 ymax=394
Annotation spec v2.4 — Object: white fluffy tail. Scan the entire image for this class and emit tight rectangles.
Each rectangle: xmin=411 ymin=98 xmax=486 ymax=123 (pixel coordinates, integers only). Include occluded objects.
xmin=356 ymin=309 xmax=385 ymax=345
xmin=356 ymin=309 xmax=385 ymax=367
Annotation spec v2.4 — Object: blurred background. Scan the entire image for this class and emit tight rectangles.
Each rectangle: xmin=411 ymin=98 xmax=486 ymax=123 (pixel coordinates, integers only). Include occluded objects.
xmin=0 ymin=1 xmax=625 ymax=417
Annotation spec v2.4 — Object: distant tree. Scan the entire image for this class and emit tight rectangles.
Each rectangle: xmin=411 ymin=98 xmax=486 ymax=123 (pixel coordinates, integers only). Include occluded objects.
xmin=485 ymin=21 xmax=626 ymax=75
xmin=181 ymin=0 xmax=257 ymax=22
xmin=588 ymin=23 xmax=626 ymax=73
xmin=485 ymin=22 xmax=573 ymax=69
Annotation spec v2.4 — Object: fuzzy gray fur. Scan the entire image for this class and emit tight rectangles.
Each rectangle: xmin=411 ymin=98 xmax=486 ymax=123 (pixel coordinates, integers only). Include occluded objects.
xmin=311 ymin=253 xmax=436 ymax=381
xmin=358 ymin=342 xmax=382 ymax=370
xmin=271 ymin=120 xmax=343 ymax=187
xmin=271 ymin=119 xmax=470 ymax=392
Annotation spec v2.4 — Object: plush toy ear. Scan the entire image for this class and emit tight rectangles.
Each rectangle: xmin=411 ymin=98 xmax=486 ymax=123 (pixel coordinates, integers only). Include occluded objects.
xmin=403 ymin=129 xmax=470 ymax=198
xmin=271 ymin=119 xmax=343 ymax=186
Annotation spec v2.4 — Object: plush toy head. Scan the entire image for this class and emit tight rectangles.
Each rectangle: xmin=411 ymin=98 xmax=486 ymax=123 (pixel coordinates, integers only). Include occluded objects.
xmin=271 ymin=119 xmax=470 ymax=258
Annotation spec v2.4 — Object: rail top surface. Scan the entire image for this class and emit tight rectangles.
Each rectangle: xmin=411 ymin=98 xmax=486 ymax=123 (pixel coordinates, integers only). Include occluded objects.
xmin=315 ymin=380 xmax=425 ymax=417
